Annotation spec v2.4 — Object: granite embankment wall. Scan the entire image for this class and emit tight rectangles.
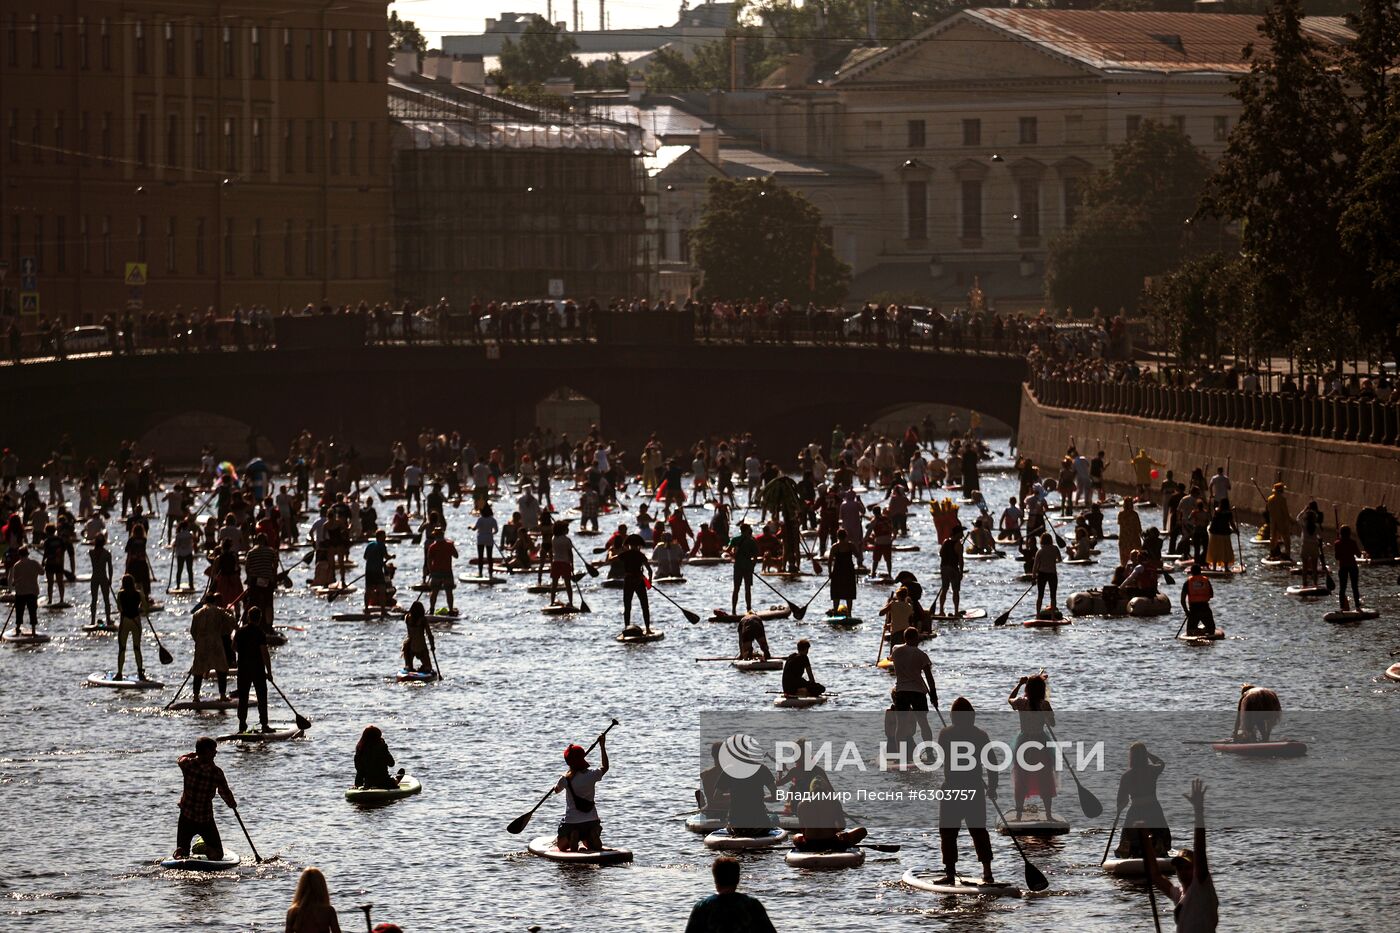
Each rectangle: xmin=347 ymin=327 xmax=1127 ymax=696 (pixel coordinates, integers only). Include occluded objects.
xmin=1016 ymin=385 xmax=1400 ymax=524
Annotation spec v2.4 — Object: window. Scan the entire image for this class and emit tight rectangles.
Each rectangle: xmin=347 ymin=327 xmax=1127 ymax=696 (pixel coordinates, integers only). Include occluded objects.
xmin=53 ymin=112 xmax=64 ymax=163
xmin=348 ymin=122 xmax=357 ymax=175
xmin=1019 ymin=116 xmax=1038 ymax=144
xmin=53 ymin=15 xmax=64 ymax=69
xmin=101 ymin=215 xmax=111 ymax=273
xmin=164 ymin=22 xmax=176 ymax=75
xmin=1213 ymin=115 xmax=1228 ymax=142
xmin=1063 ymin=176 xmax=1083 ymax=228
xmin=100 ymin=18 xmax=111 ymax=70
xmin=283 ymin=220 xmax=294 ymax=275
xmin=862 ymin=120 xmax=881 ymax=149
xmin=960 ymin=180 xmax=982 ymax=241
xmin=328 ymin=122 xmax=338 ymax=174
xmin=6 ymin=109 xmax=16 ymax=162
xmin=906 ymin=181 xmax=927 ymax=240
xmin=1017 ymin=178 xmax=1040 ymax=239
xmin=30 ymin=109 xmax=40 ymax=163
xmin=1126 ymin=114 xmax=1141 ymax=136
xmin=304 ymin=222 xmax=315 ymax=274
xmin=223 ymin=217 xmax=234 ymax=272
xmin=365 ymin=31 xmax=375 ymax=82
xmin=194 ymin=25 xmax=205 ymax=75
xmin=195 ymin=217 xmax=206 ymax=273
xmin=1172 ymin=114 xmax=1186 ymax=136
xmin=304 ymin=120 xmax=314 ymax=172
xmin=55 ymin=216 xmax=65 ymax=273
xmin=369 ymin=225 xmax=378 ymax=275
xmin=367 ymin=124 xmax=376 ymax=175
xmin=223 ymin=116 xmax=236 ymax=172
xmin=223 ymin=25 xmax=234 ymax=77
xmin=33 ymin=216 xmax=43 ymax=272
xmin=135 ymin=21 xmax=146 ymax=74
xmin=166 ymin=217 xmax=177 ymax=271
xmin=327 ymin=30 xmax=336 ymax=81
xmin=962 ymin=118 xmax=980 ymax=147
xmin=304 ymin=30 xmax=313 ymax=79
xmin=907 ymin=119 xmax=925 ymax=149
xmin=80 ymin=215 xmax=90 ymax=272
xmin=30 ymin=14 xmax=40 ymax=68
xmin=136 ymin=215 xmax=147 ymax=262
xmin=6 ymin=14 xmax=15 ymax=67
xmin=136 ymin=113 xmax=149 ymax=168
xmin=9 ymin=218 xmax=19 ymax=267
xmin=252 ymin=218 xmax=263 ymax=275
xmin=346 ymin=30 xmax=356 ymax=80
xmin=283 ymin=119 xmax=294 ymax=174
xmin=252 ymin=118 xmax=264 ymax=171
xmin=1064 ymin=113 xmax=1083 ymax=144
xmin=251 ymin=26 xmax=262 ymax=78
xmin=330 ymin=225 xmax=340 ymax=277
xmin=283 ymin=28 xmax=293 ymax=78
xmin=194 ymin=115 xmax=207 ymax=169
xmin=79 ymin=111 xmax=89 ymax=164
xmin=78 ymin=17 xmax=88 ymax=69
xmin=101 ymin=112 xmax=112 ymax=166
xmin=166 ymin=113 xmax=179 ymax=167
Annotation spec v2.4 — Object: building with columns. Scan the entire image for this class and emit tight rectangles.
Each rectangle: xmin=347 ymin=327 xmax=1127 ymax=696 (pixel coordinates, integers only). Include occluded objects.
xmin=1 ymin=1 xmax=392 ymax=321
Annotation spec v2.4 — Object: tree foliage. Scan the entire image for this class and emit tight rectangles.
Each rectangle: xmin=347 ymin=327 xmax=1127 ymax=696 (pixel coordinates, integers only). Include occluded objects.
xmin=645 ymin=27 xmax=772 ymax=92
xmin=494 ymin=16 xmax=581 ymax=89
xmin=692 ymin=178 xmax=851 ymax=305
xmin=387 ymin=9 xmax=426 ymax=52
xmin=1045 ymin=121 xmax=1214 ymax=314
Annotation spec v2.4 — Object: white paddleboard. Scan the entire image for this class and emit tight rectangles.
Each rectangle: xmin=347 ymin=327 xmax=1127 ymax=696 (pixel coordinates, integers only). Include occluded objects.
xmin=527 ymin=835 xmax=633 ymax=864
xmin=160 ymin=852 xmax=240 ymax=872
xmin=86 ymin=671 xmax=164 ymax=689
xmin=785 ymin=848 xmax=865 ymax=869
xmin=345 ymin=774 xmax=422 ymax=803
xmin=731 ymin=658 xmax=783 ymax=672
xmin=703 ymin=827 xmax=787 ymax=850
xmin=902 ymin=868 xmax=1022 ymax=897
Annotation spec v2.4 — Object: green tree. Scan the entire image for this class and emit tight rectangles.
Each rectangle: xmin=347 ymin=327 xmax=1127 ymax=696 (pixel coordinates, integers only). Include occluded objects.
xmin=494 ymin=16 xmax=581 ymax=89
xmin=645 ymin=27 xmax=771 ymax=92
xmin=1339 ymin=103 xmax=1400 ymax=363
xmin=1343 ymin=0 xmax=1400 ymax=125
xmin=692 ymin=178 xmax=850 ymax=304
xmin=1147 ymin=252 xmax=1254 ymax=364
xmin=1045 ymin=121 xmax=1213 ymax=314
xmin=388 ymin=9 xmax=426 ymax=52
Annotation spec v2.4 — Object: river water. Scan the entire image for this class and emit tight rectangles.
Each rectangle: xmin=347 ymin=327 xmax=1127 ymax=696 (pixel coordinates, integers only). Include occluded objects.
xmin=3 ymin=446 xmax=1398 ymax=932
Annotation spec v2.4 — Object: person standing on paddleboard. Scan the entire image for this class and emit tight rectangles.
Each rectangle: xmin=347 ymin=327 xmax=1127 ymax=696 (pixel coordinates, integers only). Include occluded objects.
xmin=890 ymin=626 xmax=938 ymax=748
xmin=727 ymin=523 xmax=759 ymax=616
xmin=547 ymin=521 xmax=574 ymax=607
xmin=935 ymin=697 xmax=1000 ymax=885
xmin=471 ymin=505 xmax=498 ymax=579
xmin=88 ymin=533 xmax=114 ymax=627
xmin=936 ymin=525 xmax=964 ymax=617
xmin=554 ymin=735 xmax=610 ymax=853
xmin=401 ymin=602 xmax=435 ymax=674
xmin=190 ymin=595 xmax=235 ymax=704
xmin=1333 ymin=525 xmax=1363 ymax=612
xmin=1032 ymin=533 xmax=1061 ymax=614
xmin=1115 ymin=742 xmax=1171 ymax=858
xmin=617 ymin=535 xmax=653 ymax=635
xmin=424 ymin=529 xmax=458 ymax=615
xmin=244 ymin=533 xmax=279 ymax=627
xmin=234 ymin=608 xmax=273 ymax=733
xmin=114 ymin=574 xmax=148 ymax=682
xmin=1296 ymin=503 xmax=1324 ymax=588
xmin=1181 ymin=565 xmax=1216 ymax=637
xmin=1143 ymin=779 xmax=1218 ymax=932
xmin=828 ymin=529 xmax=859 ymax=619
xmin=363 ymin=530 xmax=391 ymax=611
xmin=1008 ymin=673 xmax=1056 ymax=822
xmin=172 ymin=736 xmax=237 ymax=861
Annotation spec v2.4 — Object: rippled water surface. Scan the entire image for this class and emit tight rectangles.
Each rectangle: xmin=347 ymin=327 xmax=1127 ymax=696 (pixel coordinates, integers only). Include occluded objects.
xmin=3 ymin=447 xmax=1398 ymax=931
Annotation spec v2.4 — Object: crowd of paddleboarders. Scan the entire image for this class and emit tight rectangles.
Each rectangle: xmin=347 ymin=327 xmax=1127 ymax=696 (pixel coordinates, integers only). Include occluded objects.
xmin=3 ymin=412 xmax=1395 ymax=931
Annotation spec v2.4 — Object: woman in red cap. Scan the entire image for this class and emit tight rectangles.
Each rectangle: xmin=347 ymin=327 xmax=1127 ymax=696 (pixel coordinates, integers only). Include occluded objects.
xmin=554 ymin=732 xmax=610 ymax=852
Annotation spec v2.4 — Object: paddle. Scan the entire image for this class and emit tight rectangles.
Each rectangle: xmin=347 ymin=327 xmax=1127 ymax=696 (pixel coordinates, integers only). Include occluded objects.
xmin=0 ymin=603 xmax=13 ymax=640
xmin=993 ymin=581 xmax=1036 ymax=627
xmin=429 ymin=636 xmax=443 ymax=682
xmin=277 ymin=548 xmax=316 ymax=588
xmin=1101 ymin=807 xmax=1123 ymax=865
xmin=356 ymin=903 xmax=374 ymax=933
xmin=569 ymin=539 xmax=601 ymax=578
xmin=649 ymin=578 xmax=701 ymax=624
xmin=507 ymin=718 xmax=619 ymax=835
xmin=164 ymin=672 xmax=192 ymax=710
xmin=231 ymin=806 xmax=264 ymax=863
xmin=1145 ymin=837 xmax=1164 ymax=932
xmin=1043 ymin=724 xmax=1103 ymax=817
xmin=753 ymin=571 xmax=805 ymax=621
xmin=695 ymin=656 xmax=742 ymax=662
xmin=267 ymin=675 xmax=313 ymax=731
xmin=777 ymin=842 xmax=902 ymax=852
xmin=143 ymin=602 xmax=175 ymax=665
xmin=326 ymin=573 xmax=367 ymax=603
xmin=1174 ymin=613 xmax=1189 ymax=640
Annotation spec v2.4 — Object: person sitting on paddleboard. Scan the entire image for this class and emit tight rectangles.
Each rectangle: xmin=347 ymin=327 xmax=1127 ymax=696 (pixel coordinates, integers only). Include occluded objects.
xmin=793 ymin=772 xmax=867 ymax=853
xmin=652 ymin=531 xmax=684 ymax=579
xmin=727 ymin=523 xmax=759 ymax=616
xmin=554 ymin=735 xmax=609 ymax=853
xmin=354 ymin=724 xmax=404 ymax=790
xmin=402 ymin=601 xmax=435 ymax=674
xmin=1231 ymin=684 xmax=1282 ymax=743
xmin=1181 ymin=564 xmax=1215 ymax=636
xmin=879 ymin=586 xmax=915 ymax=644
xmin=1008 ymin=672 xmax=1056 ymax=822
xmin=698 ymin=742 xmax=731 ymax=817
xmin=716 ymin=736 xmax=777 ymax=837
xmin=686 ymin=857 xmax=776 ymax=933
xmin=173 ymin=736 xmax=237 ymax=862
xmin=935 ymin=697 xmax=1000 ymax=885
xmin=782 ymin=639 xmax=824 ymax=697
xmin=1114 ymin=742 xmax=1172 ymax=859
xmin=689 ymin=522 xmax=722 ymax=559
xmin=1143 ymin=779 xmax=1218 ymax=933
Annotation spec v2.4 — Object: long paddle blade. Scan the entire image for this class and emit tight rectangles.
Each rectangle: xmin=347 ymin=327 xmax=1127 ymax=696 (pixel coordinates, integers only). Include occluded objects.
xmin=993 ymin=608 xmax=1012 ymax=627
xmin=1078 ymin=781 xmax=1104 ymax=819
xmin=1024 ymin=857 xmax=1049 ymax=892
xmin=684 ymin=608 xmax=701 ymax=625
xmin=506 ymin=807 xmax=539 ymax=835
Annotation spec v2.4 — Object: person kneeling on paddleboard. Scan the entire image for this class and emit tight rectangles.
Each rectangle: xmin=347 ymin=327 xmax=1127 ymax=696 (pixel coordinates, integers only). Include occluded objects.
xmin=173 ymin=736 xmax=237 ymax=861
xmin=554 ymin=735 xmax=610 ymax=853
xmin=1231 ymin=684 xmax=1281 ymax=743
xmin=793 ymin=772 xmax=867 ymax=852
xmin=782 ymin=640 xmax=824 ymax=697
xmin=1143 ymin=779 xmax=1218 ymax=933
xmin=402 ymin=602 xmax=435 ymax=675
xmin=935 ymin=697 xmax=1000 ymax=885
xmin=354 ymin=725 xmax=404 ymax=790
xmin=1180 ymin=565 xmax=1216 ymax=637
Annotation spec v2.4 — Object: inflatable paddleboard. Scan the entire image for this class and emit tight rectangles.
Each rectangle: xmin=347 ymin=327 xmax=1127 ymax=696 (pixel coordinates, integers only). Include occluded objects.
xmin=1386 ymin=663 xmax=1400 ymax=683
xmin=1177 ymin=627 xmax=1226 ymax=645
xmin=160 ymin=852 xmax=240 ymax=872
xmin=166 ymin=586 xmax=199 ymax=595
xmin=345 ymin=774 xmax=422 ymax=804
xmin=1022 ymin=616 xmax=1071 ymax=628
xmin=997 ymin=817 xmax=1070 ymax=837
xmin=929 ymin=608 xmax=986 ymax=621
xmin=732 ymin=657 xmax=783 ymax=672
xmin=42 ymin=600 xmax=74 ymax=610
xmin=826 ymin=615 xmax=863 ymax=627
xmin=615 ymin=630 xmax=665 ymax=644
xmin=81 ymin=622 xmax=120 ymax=634
xmin=2 ymin=631 xmax=52 ymax=644
xmin=1103 ymin=856 xmax=1175 ymax=877
xmin=311 ymin=584 xmax=357 ymax=596
xmin=217 ymin=726 xmax=303 ymax=742
xmin=1210 ymin=740 xmax=1306 ymax=757
xmin=168 ymin=697 xmax=240 ymax=711
xmin=331 ymin=609 xmax=399 ymax=621
xmin=527 ymin=836 xmax=633 ymax=864
xmin=1064 ymin=557 xmax=1097 ymax=565
xmin=396 ymin=669 xmax=437 ymax=682
xmin=1260 ymin=557 xmax=1296 ymax=568
xmin=458 ymin=576 xmax=506 ymax=586
xmin=653 ymin=576 xmax=686 ymax=585
xmin=541 ymin=603 xmax=584 ymax=616
xmin=902 ymin=869 xmax=1021 ymax=897
xmin=1324 ymin=608 xmax=1379 ymax=623
xmin=773 ymin=693 xmax=828 ymax=708
xmin=525 ymin=583 xmax=555 ymax=594
xmin=703 ymin=827 xmax=787 ymax=850
xmin=1285 ymin=585 xmax=1328 ymax=597
xmin=686 ymin=813 xmax=725 ymax=833
xmin=711 ymin=606 xmax=791 ymax=623
xmin=786 ymin=848 xmax=865 ymax=869
xmin=688 ymin=556 xmax=728 ymax=566
xmin=86 ymin=671 xmax=164 ymax=689
xmin=963 ymin=552 xmax=1004 ymax=561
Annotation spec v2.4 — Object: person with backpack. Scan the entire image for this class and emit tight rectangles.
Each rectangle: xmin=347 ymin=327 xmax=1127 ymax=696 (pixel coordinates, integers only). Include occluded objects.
xmin=553 ymin=734 xmax=610 ymax=853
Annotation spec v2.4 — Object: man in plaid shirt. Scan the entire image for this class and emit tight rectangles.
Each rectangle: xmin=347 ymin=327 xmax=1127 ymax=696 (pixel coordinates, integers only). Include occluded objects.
xmin=173 ymin=736 xmax=237 ymax=860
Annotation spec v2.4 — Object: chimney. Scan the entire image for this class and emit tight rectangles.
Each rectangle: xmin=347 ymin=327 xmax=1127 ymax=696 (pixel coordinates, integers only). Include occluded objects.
xmin=627 ymin=74 xmax=646 ymax=103
xmin=393 ymin=48 xmax=418 ymax=78
xmin=697 ymin=125 xmax=720 ymax=166
xmin=599 ymin=0 xmax=606 ymax=32
xmin=421 ymin=50 xmax=444 ymax=79
xmin=451 ymin=54 xmax=486 ymax=87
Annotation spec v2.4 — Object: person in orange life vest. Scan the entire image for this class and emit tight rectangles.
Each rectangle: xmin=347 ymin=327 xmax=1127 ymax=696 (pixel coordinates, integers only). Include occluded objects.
xmin=1180 ymin=563 xmax=1216 ymax=636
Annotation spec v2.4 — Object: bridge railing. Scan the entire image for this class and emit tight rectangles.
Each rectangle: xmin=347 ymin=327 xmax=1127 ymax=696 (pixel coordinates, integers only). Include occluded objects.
xmin=1028 ymin=376 xmax=1400 ymax=447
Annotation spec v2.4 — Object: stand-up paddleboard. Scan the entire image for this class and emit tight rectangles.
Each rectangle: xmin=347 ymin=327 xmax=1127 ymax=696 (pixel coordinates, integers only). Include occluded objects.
xmin=1385 ymin=663 xmax=1400 ymax=683
xmin=615 ymin=629 xmax=665 ymax=644
xmin=1200 ymin=567 xmax=1246 ymax=578
xmin=929 ymin=608 xmax=986 ymax=621
xmin=877 ymin=657 xmax=894 ymax=671
xmin=826 ymin=615 xmax=863 ymax=627
xmin=42 ymin=600 xmax=74 ymax=610
xmin=1324 ymin=608 xmax=1379 ymax=623
xmin=81 ymin=622 xmax=120 ymax=634
xmin=1064 ymin=557 xmax=1097 ymax=566
xmin=1023 ymin=615 xmax=1071 ymax=628
xmin=160 ymin=852 xmax=240 ymax=872
xmin=786 ymin=848 xmax=865 ymax=869
xmin=1210 ymin=739 xmax=1307 ymax=757
xmin=653 ymin=576 xmax=686 ymax=585
xmin=525 ymin=583 xmax=555 ymax=594
xmin=862 ymin=575 xmax=895 ymax=586
xmin=997 ymin=817 xmax=1070 ymax=837
xmin=345 ymin=774 xmax=422 ymax=804
xmin=1285 ymin=585 xmax=1328 ymax=597
xmin=686 ymin=813 xmax=726 ymax=833
xmin=1260 ymin=557 xmax=1296 ymax=568
xmin=396 ymin=669 xmax=437 ymax=683
xmin=712 ymin=606 xmax=791 ymax=623
xmin=963 ymin=552 xmax=1004 ymax=561
xmin=732 ymin=657 xmax=783 ymax=672
xmin=311 ymin=584 xmax=357 ymax=596
xmin=2 ymin=631 xmax=52 ymax=645
xmin=1177 ymin=627 xmax=1226 ymax=645
xmin=541 ymin=603 xmax=584 ymax=616
xmin=458 ymin=576 xmax=506 ymax=586
xmin=773 ymin=693 xmax=828 ymax=709
xmin=688 ymin=556 xmax=728 ymax=566
xmin=902 ymin=868 xmax=1022 ymax=897
xmin=168 ymin=697 xmax=240 ymax=711
xmin=527 ymin=836 xmax=633 ymax=865
xmin=892 ymin=544 xmax=921 ymax=553
xmin=762 ymin=570 xmax=812 ymax=579
xmin=86 ymin=671 xmax=164 ymax=689
xmin=166 ymin=586 xmax=199 ymax=595
xmin=1102 ymin=856 xmax=1175 ymax=877
xmin=331 ymin=609 xmax=401 ymax=621
xmin=703 ymin=827 xmax=788 ymax=850
xmin=217 ymin=726 xmax=304 ymax=743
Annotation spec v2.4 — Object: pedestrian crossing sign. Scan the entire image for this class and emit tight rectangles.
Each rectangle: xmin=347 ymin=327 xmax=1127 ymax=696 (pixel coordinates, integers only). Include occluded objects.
xmin=124 ymin=262 xmax=148 ymax=287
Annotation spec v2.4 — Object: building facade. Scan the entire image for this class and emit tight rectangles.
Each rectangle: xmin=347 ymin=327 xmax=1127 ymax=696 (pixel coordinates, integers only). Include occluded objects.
xmin=0 ymin=1 xmax=393 ymax=321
